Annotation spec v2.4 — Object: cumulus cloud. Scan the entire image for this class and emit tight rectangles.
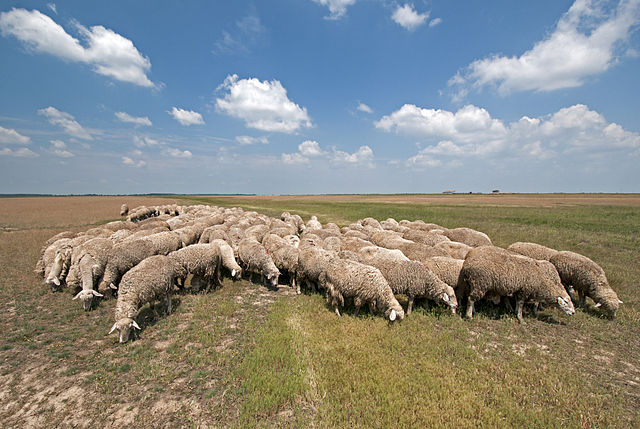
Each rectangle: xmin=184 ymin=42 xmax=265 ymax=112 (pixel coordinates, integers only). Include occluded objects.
xmin=392 ymin=4 xmax=429 ymax=30
xmin=357 ymin=102 xmax=373 ymax=114
xmin=0 ymin=8 xmax=154 ymax=87
xmin=133 ymin=136 xmax=163 ymax=147
xmin=169 ymin=107 xmax=204 ymax=126
xmin=313 ymin=0 xmax=357 ymax=20
xmin=164 ymin=147 xmax=193 ymax=159
xmin=0 ymin=126 xmax=31 ymax=144
xmin=0 ymin=147 xmax=38 ymax=157
xmin=49 ymin=139 xmax=74 ymax=157
xmin=449 ymin=0 xmax=640 ymax=97
xmin=122 ymin=156 xmax=146 ymax=168
xmin=376 ymin=103 xmax=640 ymax=167
xmin=38 ymin=106 xmax=93 ymax=140
xmin=216 ymin=74 xmax=312 ymax=133
xmin=213 ymin=15 xmax=266 ymax=55
xmin=236 ymin=135 xmax=269 ymax=145
xmin=115 ymin=111 xmax=152 ymax=126
xmin=282 ymin=140 xmax=374 ymax=167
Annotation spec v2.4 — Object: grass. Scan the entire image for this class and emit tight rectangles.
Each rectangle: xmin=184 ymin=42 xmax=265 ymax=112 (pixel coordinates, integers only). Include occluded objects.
xmin=0 ymin=194 xmax=639 ymax=427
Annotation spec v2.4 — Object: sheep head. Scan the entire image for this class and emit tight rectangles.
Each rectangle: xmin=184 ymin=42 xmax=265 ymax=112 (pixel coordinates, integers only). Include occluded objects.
xmin=109 ymin=317 xmax=141 ymax=343
xmin=441 ymin=285 xmax=458 ymax=310
xmin=266 ymin=269 xmax=280 ymax=288
xmin=385 ymin=303 xmax=405 ymax=322
xmin=231 ymin=267 xmax=242 ymax=280
xmin=556 ymin=296 xmax=575 ymax=316
xmin=73 ymin=289 xmax=103 ymax=311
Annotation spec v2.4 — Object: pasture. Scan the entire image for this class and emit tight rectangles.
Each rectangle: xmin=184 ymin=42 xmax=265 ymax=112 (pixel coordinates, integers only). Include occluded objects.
xmin=0 ymin=194 xmax=638 ymax=428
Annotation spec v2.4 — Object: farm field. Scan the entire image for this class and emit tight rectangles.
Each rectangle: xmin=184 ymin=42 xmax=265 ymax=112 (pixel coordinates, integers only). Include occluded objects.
xmin=0 ymin=194 xmax=639 ymax=428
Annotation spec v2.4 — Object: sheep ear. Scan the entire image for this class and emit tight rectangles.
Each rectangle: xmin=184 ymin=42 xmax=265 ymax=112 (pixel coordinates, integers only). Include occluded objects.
xmin=53 ymin=277 xmax=60 ymax=286
xmin=442 ymin=293 xmax=449 ymax=303
xmin=594 ymin=302 xmax=602 ymax=308
xmin=557 ymin=297 xmax=563 ymax=306
xmin=72 ymin=291 xmax=82 ymax=300
xmin=131 ymin=320 xmax=141 ymax=330
xmin=231 ymin=269 xmax=236 ymax=277
xmin=109 ymin=323 xmax=118 ymax=335
xmin=389 ymin=309 xmax=397 ymax=321
xmin=92 ymin=290 xmax=104 ymax=297
xmin=618 ymin=299 xmax=623 ymax=304
xmin=110 ymin=283 xmax=117 ymax=290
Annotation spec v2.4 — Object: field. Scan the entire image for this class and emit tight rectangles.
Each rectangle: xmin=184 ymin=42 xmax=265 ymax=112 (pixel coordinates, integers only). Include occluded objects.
xmin=0 ymin=194 xmax=639 ymax=428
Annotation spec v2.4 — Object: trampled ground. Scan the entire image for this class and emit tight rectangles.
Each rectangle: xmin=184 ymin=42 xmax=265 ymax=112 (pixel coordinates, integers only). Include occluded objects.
xmin=0 ymin=194 xmax=638 ymax=428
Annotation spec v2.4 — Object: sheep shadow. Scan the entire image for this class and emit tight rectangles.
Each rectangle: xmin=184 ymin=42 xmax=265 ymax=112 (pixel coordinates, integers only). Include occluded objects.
xmin=132 ymin=296 xmax=183 ymax=336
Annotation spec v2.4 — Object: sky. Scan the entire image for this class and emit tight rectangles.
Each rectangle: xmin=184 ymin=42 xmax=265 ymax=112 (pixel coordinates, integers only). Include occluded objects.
xmin=0 ymin=0 xmax=639 ymax=194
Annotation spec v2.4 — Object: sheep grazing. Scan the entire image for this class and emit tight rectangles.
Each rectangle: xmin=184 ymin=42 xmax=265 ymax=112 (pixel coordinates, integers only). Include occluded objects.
xmin=99 ymin=239 xmax=159 ymax=293
xmin=319 ymin=258 xmax=404 ymax=322
xmin=120 ymin=203 xmax=129 ymax=217
xmin=168 ymin=244 xmax=222 ymax=293
xmin=296 ymin=245 xmax=337 ymax=292
xmin=434 ymin=241 xmax=472 ymax=260
xmin=210 ymin=239 xmax=242 ymax=280
xmin=142 ymin=231 xmax=183 ymax=256
xmin=422 ymin=256 xmax=464 ymax=313
xmin=549 ymin=251 xmax=622 ymax=318
xmin=67 ymin=237 xmax=113 ymax=311
xmin=262 ymin=234 xmax=300 ymax=292
xmin=460 ymin=246 xmax=575 ymax=323
xmin=238 ymin=238 xmax=280 ymax=288
xmin=507 ymin=242 xmax=559 ymax=261
xmin=109 ymin=255 xmax=186 ymax=343
xmin=442 ymin=227 xmax=492 ymax=248
xmin=361 ymin=255 xmax=457 ymax=315
xmin=35 ymin=231 xmax=75 ymax=277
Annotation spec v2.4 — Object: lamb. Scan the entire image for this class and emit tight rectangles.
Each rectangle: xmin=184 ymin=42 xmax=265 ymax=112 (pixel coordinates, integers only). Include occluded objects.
xmin=442 ymin=227 xmax=492 ymax=248
xmin=319 ymin=258 xmax=405 ymax=321
xmin=507 ymin=242 xmax=559 ymax=261
xmin=168 ymin=244 xmax=222 ymax=293
xmin=549 ymin=251 xmax=622 ymax=318
xmin=109 ymin=255 xmax=186 ymax=343
xmin=460 ymin=246 xmax=575 ymax=323
xmin=120 ymin=203 xmax=129 ymax=217
xmin=237 ymin=238 xmax=280 ymax=288
xmin=262 ymin=234 xmax=300 ymax=292
xmin=210 ymin=239 xmax=242 ymax=280
xmin=361 ymin=255 xmax=457 ymax=315
xmin=434 ymin=241 xmax=473 ymax=260
xmin=98 ymin=239 xmax=159 ymax=293
xmin=67 ymin=237 xmax=113 ymax=310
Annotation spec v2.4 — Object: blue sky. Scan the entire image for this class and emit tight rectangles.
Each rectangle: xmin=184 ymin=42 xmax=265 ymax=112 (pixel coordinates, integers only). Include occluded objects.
xmin=1 ymin=0 xmax=639 ymax=194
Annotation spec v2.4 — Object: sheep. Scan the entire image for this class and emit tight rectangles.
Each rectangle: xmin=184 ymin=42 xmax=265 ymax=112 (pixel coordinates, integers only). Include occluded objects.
xmin=434 ymin=241 xmax=473 ymax=260
xmin=322 ymin=236 xmax=342 ymax=253
xmin=142 ymin=231 xmax=183 ymax=256
xmin=306 ymin=215 xmax=322 ymax=230
xmin=120 ymin=203 xmax=129 ymax=217
xmin=283 ymin=234 xmax=300 ymax=248
xmin=67 ymin=237 xmax=113 ymax=310
xmin=549 ymin=251 xmax=622 ymax=318
xmin=45 ymin=234 xmax=99 ymax=289
xmin=244 ymin=224 xmax=271 ymax=242
xmin=210 ymin=239 xmax=242 ymax=281
xmin=296 ymin=245 xmax=337 ymax=292
xmin=442 ymin=227 xmax=492 ymax=248
xmin=319 ymin=258 xmax=405 ymax=321
xmin=403 ymin=229 xmax=451 ymax=246
xmin=35 ymin=231 xmax=75 ymax=276
xmin=340 ymin=236 xmax=373 ymax=253
xmin=262 ymin=234 xmax=300 ymax=292
xmin=40 ymin=237 xmax=71 ymax=286
xmin=198 ymin=225 xmax=229 ymax=244
xmin=342 ymin=229 xmax=370 ymax=241
xmin=507 ymin=242 xmax=559 ymax=261
xmin=460 ymin=246 xmax=575 ymax=323
xmin=392 ymin=241 xmax=450 ymax=262
xmin=400 ymin=220 xmax=443 ymax=231
xmin=422 ymin=256 xmax=464 ymax=313
xmin=109 ymin=255 xmax=186 ymax=343
xmin=168 ymin=244 xmax=222 ymax=293
xmin=358 ymin=245 xmax=409 ymax=262
xmin=360 ymin=255 xmax=457 ymax=315
xmin=337 ymin=250 xmax=366 ymax=264
xmin=98 ymin=239 xmax=160 ymax=293
xmin=237 ymin=238 xmax=280 ymax=288
xmin=360 ymin=217 xmax=382 ymax=230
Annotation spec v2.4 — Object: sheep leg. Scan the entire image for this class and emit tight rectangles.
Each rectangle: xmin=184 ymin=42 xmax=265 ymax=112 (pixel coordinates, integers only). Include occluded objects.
xmin=407 ymin=296 xmax=414 ymax=315
xmin=578 ymin=290 xmax=586 ymax=309
xmin=515 ymin=299 xmax=525 ymax=324
xmin=465 ymin=298 xmax=475 ymax=319
xmin=166 ymin=293 xmax=172 ymax=315
xmin=503 ymin=297 xmax=514 ymax=313
xmin=532 ymin=302 xmax=539 ymax=317
xmin=354 ymin=297 xmax=363 ymax=317
xmin=334 ymin=306 xmax=341 ymax=317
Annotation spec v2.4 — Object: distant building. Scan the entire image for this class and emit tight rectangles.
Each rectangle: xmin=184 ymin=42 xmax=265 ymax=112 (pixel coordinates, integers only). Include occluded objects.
xmin=442 ymin=190 xmax=455 ymax=194
xmin=492 ymin=189 xmax=500 ymax=194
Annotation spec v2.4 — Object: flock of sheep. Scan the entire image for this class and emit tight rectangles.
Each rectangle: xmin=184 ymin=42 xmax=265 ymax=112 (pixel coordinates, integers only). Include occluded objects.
xmin=35 ymin=203 xmax=623 ymax=343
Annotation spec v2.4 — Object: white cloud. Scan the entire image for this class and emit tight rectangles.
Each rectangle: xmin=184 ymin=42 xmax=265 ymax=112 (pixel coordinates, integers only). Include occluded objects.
xmin=313 ymin=0 xmax=357 ymax=20
xmin=299 ymin=140 xmax=325 ymax=157
xmin=46 ymin=3 xmax=57 ymax=14
xmin=449 ymin=0 xmax=640 ymax=97
xmin=115 ymin=112 xmax=152 ymax=126
xmin=0 ymin=147 xmax=38 ymax=157
xmin=377 ymin=103 xmax=640 ymax=166
xmin=0 ymin=126 xmax=31 ymax=144
xmin=332 ymin=145 xmax=374 ymax=166
xmin=282 ymin=140 xmax=374 ymax=167
xmin=49 ymin=139 xmax=74 ymax=157
xmin=392 ymin=4 xmax=429 ymax=31
xmin=357 ymin=102 xmax=373 ymax=114
xmin=164 ymin=147 xmax=193 ymax=159
xmin=169 ymin=107 xmax=204 ymax=126
xmin=236 ymin=135 xmax=269 ymax=145
xmin=122 ymin=156 xmax=146 ymax=168
xmin=0 ymin=8 xmax=154 ymax=87
xmin=429 ymin=17 xmax=442 ymax=27
xmin=216 ymin=74 xmax=312 ymax=133
xmin=133 ymin=136 xmax=164 ymax=147
xmin=213 ymin=15 xmax=266 ymax=55
xmin=38 ymin=106 xmax=93 ymax=140
xmin=282 ymin=152 xmax=310 ymax=165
